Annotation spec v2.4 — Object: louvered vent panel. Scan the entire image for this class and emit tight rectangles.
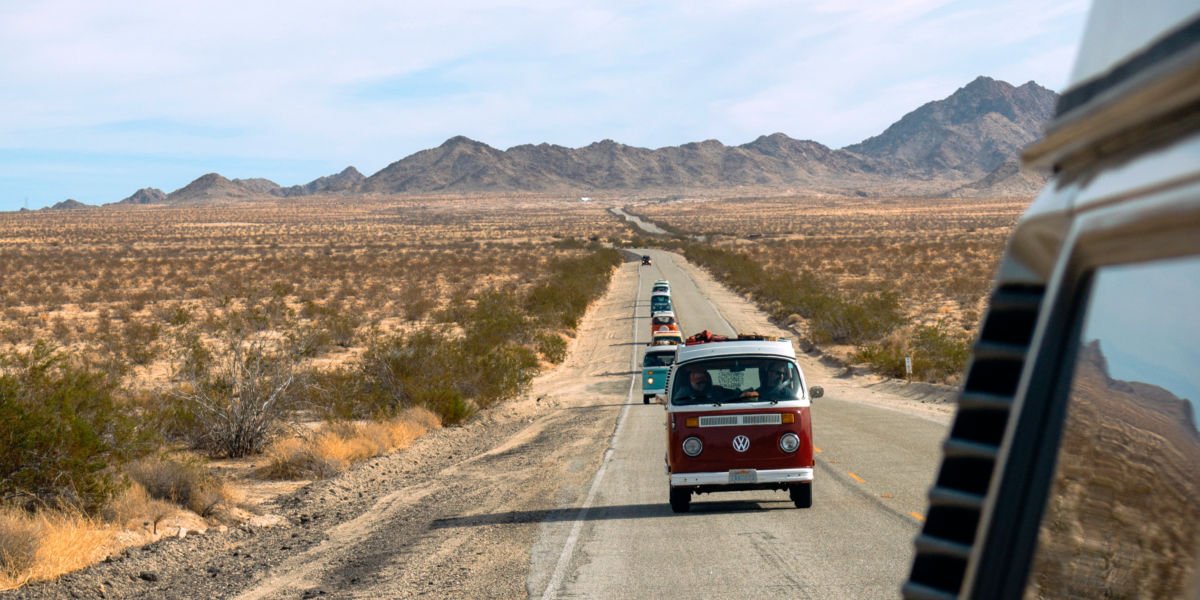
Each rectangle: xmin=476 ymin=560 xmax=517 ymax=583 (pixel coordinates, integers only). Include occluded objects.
xmin=903 ymin=284 xmax=1045 ymax=599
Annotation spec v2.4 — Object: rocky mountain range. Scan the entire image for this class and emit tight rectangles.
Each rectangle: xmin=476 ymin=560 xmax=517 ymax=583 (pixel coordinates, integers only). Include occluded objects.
xmin=107 ymin=75 xmax=1057 ymax=207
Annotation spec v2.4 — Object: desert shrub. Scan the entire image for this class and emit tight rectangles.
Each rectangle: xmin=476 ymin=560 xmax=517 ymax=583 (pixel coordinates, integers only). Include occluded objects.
xmin=414 ymin=387 xmax=473 ymax=425
xmin=465 ymin=290 xmax=529 ymax=345
xmin=525 ymin=248 xmax=621 ymax=329
xmin=909 ymin=322 xmax=972 ymax=379
xmin=172 ymin=331 xmax=212 ymax=381
xmin=807 ymin=290 xmax=906 ymax=345
xmin=299 ymin=367 xmax=363 ymax=421
xmin=682 ymin=242 xmax=904 ymax=344
xmin=360 ymin=324 xmax=537 ymax=424
xmin=315 ymin=304 xmax=360 ymax=347
xmin=123 ymin=457 xmax=226 ymax=516
xmin=536 ymin=332 xmax=568 ymax=363
xmin=854 ymin=322 xmax=971 ymax=382
xmin=0 ymin=509 xmax=39 ymax=580
xmin=287 ymin=324 xmax=334 ymax=357
xmin=121 ymin=318 xmax=160 ymax=365
xmin=167 ymin=305 xmax=192 ymax=327
xmin=170 ymin=334 xmax=304 ymax=458
xmin=0 ymin=343 xmax=150 ymax=513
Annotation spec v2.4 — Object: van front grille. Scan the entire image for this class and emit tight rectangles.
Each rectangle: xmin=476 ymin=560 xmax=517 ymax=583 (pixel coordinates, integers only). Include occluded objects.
xmin=697 ymin=414 xmax=783 ymax=427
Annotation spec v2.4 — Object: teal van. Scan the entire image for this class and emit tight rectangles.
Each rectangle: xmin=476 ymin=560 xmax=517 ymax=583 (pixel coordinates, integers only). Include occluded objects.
xmin=641 ymin=343 xmax=678 ymax=404
xmin=650 ymin=291 xmax=671 ymax=313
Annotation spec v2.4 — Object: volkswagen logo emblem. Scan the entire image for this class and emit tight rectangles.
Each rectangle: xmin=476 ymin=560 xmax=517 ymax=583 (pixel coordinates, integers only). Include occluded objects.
xmin=732 ymin=435 xmax=750 ymax=452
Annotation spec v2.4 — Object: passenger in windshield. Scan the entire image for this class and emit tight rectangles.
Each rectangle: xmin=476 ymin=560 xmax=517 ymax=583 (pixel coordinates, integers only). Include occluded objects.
xmin=688 ymin=370 xmax=715 ymax=396
xmin=757 ymin=363 xmax=796 ymax=401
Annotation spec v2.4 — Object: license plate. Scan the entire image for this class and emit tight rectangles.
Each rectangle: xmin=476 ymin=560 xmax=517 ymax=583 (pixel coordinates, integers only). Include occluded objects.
xmin=729 ymin=469 xmax=757 ymax=484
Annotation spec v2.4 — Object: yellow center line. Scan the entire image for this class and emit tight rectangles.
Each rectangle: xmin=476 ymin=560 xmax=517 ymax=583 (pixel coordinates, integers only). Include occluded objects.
xmin=910 ymin=512 xmax=926 ymax=521
xmin=847 ymin=472 xmax=865 ymax=483
xmin=813 ymin=446 xmax=823 ymax=453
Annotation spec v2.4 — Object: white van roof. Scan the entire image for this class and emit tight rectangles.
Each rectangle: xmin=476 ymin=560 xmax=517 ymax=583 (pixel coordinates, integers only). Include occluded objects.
xmin=1069 ymin=2 xmax=1200 ymax=86
xmin=675 ymin=339 xmax=796 ymax=364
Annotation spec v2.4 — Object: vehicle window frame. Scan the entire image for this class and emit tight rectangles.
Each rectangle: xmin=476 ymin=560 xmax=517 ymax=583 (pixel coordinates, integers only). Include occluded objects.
xmin=669 ymin=357 xmax=799 ymax=406
xmin=964 ymin=187 xmax=1200 ymax=599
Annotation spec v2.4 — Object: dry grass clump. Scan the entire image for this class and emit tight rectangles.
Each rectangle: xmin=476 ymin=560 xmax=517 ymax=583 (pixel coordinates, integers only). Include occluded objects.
xmin=0 ymin=506 xmax=113 ymax=591
xmin=100 ymin=482 xmax=177 ymax=532
xmin=258 ymin=408 xmax=440 ymax=480
xmin=124 ymin=457 xmax=230 ymax=517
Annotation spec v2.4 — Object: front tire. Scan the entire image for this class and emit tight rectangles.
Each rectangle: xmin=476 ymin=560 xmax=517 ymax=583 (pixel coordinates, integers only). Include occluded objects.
xmin=643 ymin=394 xmax=651 ymax=404
xmin=669 ymin=487 xmax=691 ymax=513
xmin=790 ymin=482 xmax=812 ymax=508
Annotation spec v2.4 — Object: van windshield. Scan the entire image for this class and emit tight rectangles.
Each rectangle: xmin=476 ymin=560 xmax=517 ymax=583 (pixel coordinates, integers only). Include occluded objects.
xmin=643 ymin=352 xmax=676 ymax=367
xmin=671 ymin=358 xmax=799 ymax=405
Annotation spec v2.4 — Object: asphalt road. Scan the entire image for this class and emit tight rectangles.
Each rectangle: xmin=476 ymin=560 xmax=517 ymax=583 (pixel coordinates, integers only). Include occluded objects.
xmin=531 ymin=249 xmax=949 ymax=599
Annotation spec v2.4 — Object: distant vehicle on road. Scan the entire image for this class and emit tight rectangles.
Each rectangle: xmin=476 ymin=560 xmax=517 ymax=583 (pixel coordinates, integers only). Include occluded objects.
xmin=904 ymin=4 xmax=1200 ymax=599
xmin=652 ymin=280 xmax=670 ymax=294
xmin=664 ymin=335 xmax=822 ymax=513
xmin=641 ymin=255 xmax=652 ymax=266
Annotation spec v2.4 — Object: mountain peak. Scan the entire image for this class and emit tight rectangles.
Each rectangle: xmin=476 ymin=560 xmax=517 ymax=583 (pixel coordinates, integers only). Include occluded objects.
xmin=48 ymin=198 xmax=92 ymax=210
xmin=166 ymin=172 xmax=256 ymax=204
xmin=844 ymin=76 xmax=1058 ymax=175
xmin=441 ymin=135 xmax=487 ymax=148
xmin=116 ymin=187 xmax=166 ymax=205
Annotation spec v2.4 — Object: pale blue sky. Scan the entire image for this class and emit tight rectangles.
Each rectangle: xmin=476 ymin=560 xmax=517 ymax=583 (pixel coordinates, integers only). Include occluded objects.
xmin=0 ymin=0 xmax=1090 ymax=210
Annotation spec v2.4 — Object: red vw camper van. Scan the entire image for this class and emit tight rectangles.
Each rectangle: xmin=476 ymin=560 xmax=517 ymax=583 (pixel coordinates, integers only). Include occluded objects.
xmin=664 ymin=335 xmax=822 ymax=512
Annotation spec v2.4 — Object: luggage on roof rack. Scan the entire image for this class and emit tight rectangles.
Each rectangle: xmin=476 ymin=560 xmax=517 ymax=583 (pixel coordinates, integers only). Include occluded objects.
xmin=685 ymin=331 xmax=781 ymax=345
xmin=684 ymin=330 xmax=727 ymax=345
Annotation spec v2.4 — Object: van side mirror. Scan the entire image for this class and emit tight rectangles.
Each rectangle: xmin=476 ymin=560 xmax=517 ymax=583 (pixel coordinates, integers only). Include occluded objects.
xmin=809 ymin=386 xmax=824 ymax=399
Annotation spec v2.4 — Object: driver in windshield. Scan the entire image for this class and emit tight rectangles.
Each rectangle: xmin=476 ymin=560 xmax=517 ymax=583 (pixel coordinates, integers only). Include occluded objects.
xmin=686 ymin=369 xmax=733 ymax=401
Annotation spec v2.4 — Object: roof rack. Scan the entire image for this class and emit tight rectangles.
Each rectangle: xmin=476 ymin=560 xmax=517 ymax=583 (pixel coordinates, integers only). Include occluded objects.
xmin=684 ymin=331 xmax=781 ymax=345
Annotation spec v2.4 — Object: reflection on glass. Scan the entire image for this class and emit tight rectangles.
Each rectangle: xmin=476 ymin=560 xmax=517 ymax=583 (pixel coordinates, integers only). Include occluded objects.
xmin=1025 ymin=256 xmax=1200 ymax=598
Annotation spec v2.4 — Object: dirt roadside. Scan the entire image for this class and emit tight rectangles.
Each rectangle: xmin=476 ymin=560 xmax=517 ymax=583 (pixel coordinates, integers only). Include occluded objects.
xmin=5 ymin=262 xmax=640 ymax=600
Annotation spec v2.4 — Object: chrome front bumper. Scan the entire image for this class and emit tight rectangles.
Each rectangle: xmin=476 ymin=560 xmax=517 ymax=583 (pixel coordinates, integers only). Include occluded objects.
xmin=670 ymin=467 xmax=813 ymax=487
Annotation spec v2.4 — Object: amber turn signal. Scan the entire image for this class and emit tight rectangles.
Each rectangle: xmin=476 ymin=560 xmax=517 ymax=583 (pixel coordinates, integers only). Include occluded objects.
xmin=781 ymin=413 xmax=795 ymax=424
xmin=685 ymin=417 xmax=699 ymax=427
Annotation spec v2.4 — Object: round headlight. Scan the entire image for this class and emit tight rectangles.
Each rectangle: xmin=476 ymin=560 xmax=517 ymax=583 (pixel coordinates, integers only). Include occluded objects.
xmin=647 ymin=377 xmax=654 ymax=384
xmin=682 ymin=436 xmax=703 ymax=457
xmin=779 ymin=432 xmax=800 ymax=453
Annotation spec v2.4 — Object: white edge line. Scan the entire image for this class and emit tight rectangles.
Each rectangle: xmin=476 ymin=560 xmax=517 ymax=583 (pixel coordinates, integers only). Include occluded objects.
xmin=539 ymin=257 xmax=643 ymax=600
